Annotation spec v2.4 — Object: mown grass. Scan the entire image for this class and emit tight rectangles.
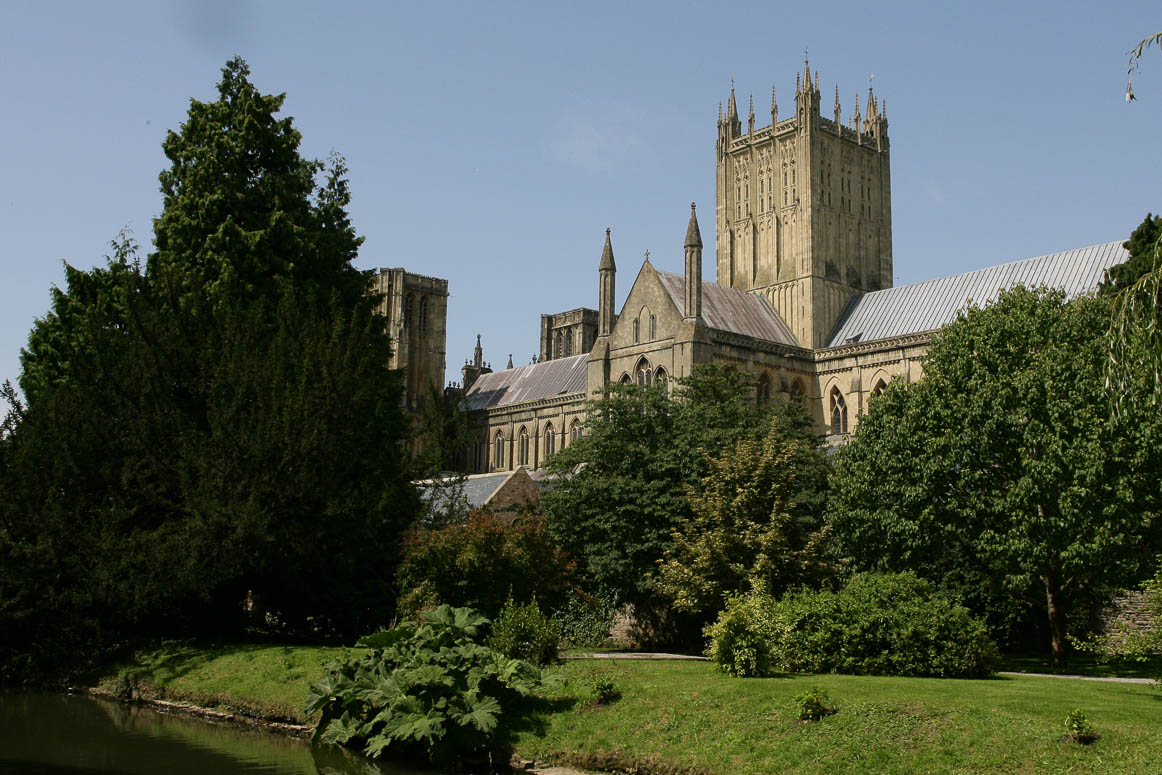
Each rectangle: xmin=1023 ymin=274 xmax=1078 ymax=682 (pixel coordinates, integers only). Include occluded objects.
xmin=99 ymin=644 xmax=1162 ymax=774
xmin=518 ymin=660 xmax=1162 ymax=775
xmin=97 ymin=642 xmax=358 ymax=724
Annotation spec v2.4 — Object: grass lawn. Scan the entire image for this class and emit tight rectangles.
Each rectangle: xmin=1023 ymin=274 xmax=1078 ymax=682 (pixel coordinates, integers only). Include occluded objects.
xmin=98 ymin=642 xmax=358 ymax=724
xmin=100 ymin=644 xmax=1162 ymax=774
xmin=519 ymin=660 xmax=1162 ymax=775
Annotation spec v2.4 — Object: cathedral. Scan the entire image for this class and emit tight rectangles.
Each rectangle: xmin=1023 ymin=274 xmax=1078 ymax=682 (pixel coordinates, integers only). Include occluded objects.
xmin=411 ymin=60 xmax=1128 ymax=475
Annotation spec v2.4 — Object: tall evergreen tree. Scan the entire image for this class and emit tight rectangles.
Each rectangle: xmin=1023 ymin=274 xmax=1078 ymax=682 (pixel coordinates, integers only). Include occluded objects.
xmin=1 ymin=59 xmax=415 ymax=678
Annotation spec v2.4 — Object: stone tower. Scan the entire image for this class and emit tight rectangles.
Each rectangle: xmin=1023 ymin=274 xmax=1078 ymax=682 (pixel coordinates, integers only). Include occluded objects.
xmin=715 ymin=58 xmax=892 ymax=348
xmin=370 ymin=267 xmax=448 ymax=411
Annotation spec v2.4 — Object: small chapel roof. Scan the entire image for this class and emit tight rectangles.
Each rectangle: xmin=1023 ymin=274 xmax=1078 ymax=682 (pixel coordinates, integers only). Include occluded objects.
xmin=826 ymin=241 xmax=1129 ymax=348
xmin=655 ymin=270 xmax=799 ymax=346
xmin=463 ymin=353 xmax=588 ymax=411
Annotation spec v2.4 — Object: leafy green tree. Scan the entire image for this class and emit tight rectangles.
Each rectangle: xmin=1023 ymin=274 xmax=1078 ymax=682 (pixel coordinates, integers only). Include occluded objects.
xmin=829 ymin=287 xmax=1162 ymax=664
xmin=1101 ymin=213 xmax=1161 ymax=293
xmin=0 ymin=59 xmax=416 ymax=675
xmin=542 ymin=365 xmax=802 ymax=617
xmin=654 ymin=409 xmax=832 ymax=619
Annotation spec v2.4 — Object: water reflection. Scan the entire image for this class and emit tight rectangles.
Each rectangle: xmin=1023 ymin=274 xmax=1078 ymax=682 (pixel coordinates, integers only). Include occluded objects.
xmin=0 ymin=692 xmax=433 ymax=775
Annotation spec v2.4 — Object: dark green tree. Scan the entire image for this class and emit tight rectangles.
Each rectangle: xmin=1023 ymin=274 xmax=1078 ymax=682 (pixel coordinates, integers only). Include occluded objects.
xmin=828 ymin=287 xmax=1162 ymax=664
xmin=1 ymin=59 xmax=416 ymax=677
xmin=542 ymin=364 xmax=818 ymax=620
xmin=1101 ymin=213 xmax=1161 ymax=293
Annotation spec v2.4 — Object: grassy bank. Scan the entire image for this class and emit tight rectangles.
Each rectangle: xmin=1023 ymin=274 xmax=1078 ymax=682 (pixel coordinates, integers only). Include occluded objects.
xmin=98 ymin=642 xmax=356 ymax=724
xmin=100 ymin=643 xmax=1162 ymax=774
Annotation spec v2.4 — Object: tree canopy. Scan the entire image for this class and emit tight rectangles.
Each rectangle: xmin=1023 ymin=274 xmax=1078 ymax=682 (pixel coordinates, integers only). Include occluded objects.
xmin=0 ymin=58 xmax=415 ymax=679
xmin=828 ymin=287 xmax=1162 ymax=663
xmin=542 ymin=365 xmax=828 ymax=624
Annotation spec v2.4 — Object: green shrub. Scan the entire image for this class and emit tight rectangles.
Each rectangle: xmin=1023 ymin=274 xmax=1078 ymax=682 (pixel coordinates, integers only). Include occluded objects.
xmin=395 ymin=511 xmax=575 ymax=620
xmin=585 ymin=675 xmax=620 ymax=704
xmin=489 ymin=598 xmax=560 ymax=666
xmin=1065 ymin=709 xmax=1100 ymax=744
xmin=305 ymin=605 xmax=539 ymax=770
xmin=768 ymin=572 xmax=997 ymax=678
xmin=704 ymin=591 xmax=779 ymax=677
xmin=793 ymin=687 xmax=837 ymax=721
xmin=553 ymin=590 xmax=616 ymax=648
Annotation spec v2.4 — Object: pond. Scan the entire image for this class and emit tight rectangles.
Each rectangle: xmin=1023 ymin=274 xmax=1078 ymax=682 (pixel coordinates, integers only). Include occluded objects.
xmin=0 ymin=691 xmax=434 ymax=775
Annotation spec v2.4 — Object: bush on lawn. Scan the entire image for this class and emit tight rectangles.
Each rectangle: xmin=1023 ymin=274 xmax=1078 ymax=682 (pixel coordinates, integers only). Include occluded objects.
xmin=706 ymin=573 xmax=997 ymax=678
xmin=489 ymin=598 xmax=560 ymax=666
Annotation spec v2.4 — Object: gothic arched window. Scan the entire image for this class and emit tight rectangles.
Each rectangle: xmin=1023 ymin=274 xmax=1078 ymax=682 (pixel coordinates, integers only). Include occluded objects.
xmin=635 ymin=357 xmax=652 ymax=387
xmin=654 ymin=367 xmax=667 ymax=392
xmin=650 ymin=314 xmax=657 ymax=340
xmin=404 ymin=293 xmax=415 ymax=329
xmin=871 ymin=378 xmax=888 ymax=398
xmin=555 ymin=332 xmax=563 ymax=358
xmin=518 ymin=427 xmax=529 ymax=467
xmin=830 ymin=387 xmax=848 ymax=435
xmin=633 ymin=317 xmax=640 ymax=344
xmin=544 ymin=423 xmax=555 ymax=458
xmin=757 ymin=372 xmax=772 ymax=406
xmin=493 ymin=431 xmax=505 ymax=469
xmin=419 ymin=296 xmax=428 ymax=334
xmin=619 ymin=373 xmax=631 ymax=384
xmin=570 ymin=420 xmax=582 ymax=443
xmin=564 ymin=333 xmax=573 ymax=357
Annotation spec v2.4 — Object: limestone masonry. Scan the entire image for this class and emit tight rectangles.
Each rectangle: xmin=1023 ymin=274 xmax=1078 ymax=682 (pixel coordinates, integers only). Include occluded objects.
xmin=380 ymin=60 xmax=1129 ymax=474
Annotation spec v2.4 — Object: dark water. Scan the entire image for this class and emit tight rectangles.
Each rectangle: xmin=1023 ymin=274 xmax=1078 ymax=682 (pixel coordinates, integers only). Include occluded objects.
xmin=0 ymin=691 xmax=433 ymax=775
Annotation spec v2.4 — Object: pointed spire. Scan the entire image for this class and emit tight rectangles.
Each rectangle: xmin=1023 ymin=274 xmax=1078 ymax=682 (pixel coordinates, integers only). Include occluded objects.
xmin=506 ymin=354 xmax=513 ymax=370
xmin=747 ymin=93 xmax=755 ymax=133
xmin=771 ymin=85 xmax=778 ymax=123
xmin=474 ymin=334 xmax=483 ymax=367
xmin=796 ymin=71 xmax=801 ymax=94
xmin=834 ymin=84 xmax=841 ymax=125
xmin=748 ymin=93 xmax=754 ymax=118
xmin=727 ymin=82 xmax=738 ymax=121
xmin=599 ymin=227 xmax=616 ymax=271
xmin=685 ymin=202 xmax=702 ymax=248
xmin=814 ymin=72 xmax=820 ymax=92
xmin=718 ymin=101 xmax=723 ymax=122
xmin=803 ymin=48 xmax=811 ymax=87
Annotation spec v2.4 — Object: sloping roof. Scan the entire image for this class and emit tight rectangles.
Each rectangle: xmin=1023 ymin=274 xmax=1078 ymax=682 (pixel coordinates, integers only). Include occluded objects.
xmin=416 ymin=472 xmax=509 ymax=511
xmin=464 ymin=354 xmax=588 ymax=411
xmin=656 ymin=270 xmax=798 ymax=346
xmin=826 ymin=241 xmax=1129 ymax=347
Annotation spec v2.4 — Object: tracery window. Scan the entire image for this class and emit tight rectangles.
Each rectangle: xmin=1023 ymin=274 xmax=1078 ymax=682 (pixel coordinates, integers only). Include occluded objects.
xmin=555 ymin=331 xmax=563 ymax=358
xmin=871 ymin=379 xmax=888 ymax=398
xmin=654 ymin=367 xmax=667 ymax=392
xmin=619 ymin=373 xmax=632 ymax=384
xmin=419 ymin=296 xmax=428 ymax=334
xmin=570 ymin=420 xmax=582 ymax=443
xmin=493 ymin=431 xmax=505 ymax=469
xmin=544 ymin=423 xmax=555 ymax=458
xmin=635 ymin=357 xmax=652 ymax=387
xmin=518 ymin=427 xmax=529 ymax=467
xmin=564 ymin=332 xmax=573 ymax=357
xmin=830 ymin=387 xmax=848 ymax=435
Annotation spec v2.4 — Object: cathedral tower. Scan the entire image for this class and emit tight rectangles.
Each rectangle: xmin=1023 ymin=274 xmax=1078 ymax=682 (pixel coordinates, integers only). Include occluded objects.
xmin=715 ymin=58 xmax=892 ymax=348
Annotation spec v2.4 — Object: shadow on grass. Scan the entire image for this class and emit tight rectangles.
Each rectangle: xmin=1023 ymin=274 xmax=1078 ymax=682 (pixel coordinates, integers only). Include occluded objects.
xmin=997 ymin=653 xmax=1162 ymax=680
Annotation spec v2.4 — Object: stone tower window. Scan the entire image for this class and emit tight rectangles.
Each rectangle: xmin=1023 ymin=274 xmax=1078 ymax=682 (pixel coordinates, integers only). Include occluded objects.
xmin=518 ymin=427 xmax=529 ymax=467
xmin=419 ymin=296 xmax=428 ymax=334
xmin=565 ymin=332 xmax=573 ymax=357
xmin=830 ymin=387 xmax=848 ymax=435
xmin=555 ymin=331 xmax=563 ymax=359
xmin=570 ymin=420 xmax=582 ymax=443
xmin=494 ymin=431 xmax=504 ymax=470
xmin=544 ymin=423 xmax=555 ymax=457
xmin=404 ymin=293 xmax=415 ymax=329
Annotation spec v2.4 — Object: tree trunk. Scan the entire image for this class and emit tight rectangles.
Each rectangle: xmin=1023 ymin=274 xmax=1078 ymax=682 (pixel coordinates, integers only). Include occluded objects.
xmin=1043 ymin=572 xmax=1066 ymax=667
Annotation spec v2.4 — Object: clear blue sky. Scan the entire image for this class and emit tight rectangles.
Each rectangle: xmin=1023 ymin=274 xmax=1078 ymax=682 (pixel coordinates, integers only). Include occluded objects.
xmin=2 ymin=1 xmax=1159 ymax=391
